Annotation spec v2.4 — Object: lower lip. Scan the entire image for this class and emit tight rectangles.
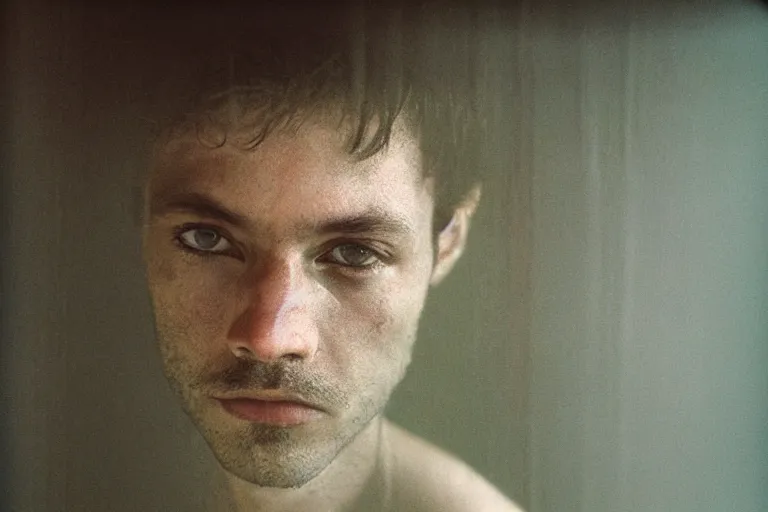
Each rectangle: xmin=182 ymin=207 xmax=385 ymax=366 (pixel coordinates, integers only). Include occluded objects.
xmin=217 ymin=398 xmax=324 ymax=426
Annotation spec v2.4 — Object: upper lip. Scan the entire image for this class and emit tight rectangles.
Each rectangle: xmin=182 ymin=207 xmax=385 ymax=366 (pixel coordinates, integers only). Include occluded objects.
xmin=212 ymin=391 xmax=326 ymax=412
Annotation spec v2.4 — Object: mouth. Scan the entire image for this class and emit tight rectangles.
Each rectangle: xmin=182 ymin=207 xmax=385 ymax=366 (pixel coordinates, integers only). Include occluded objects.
xmin=213 ymin=393 xmax=327 ymax=426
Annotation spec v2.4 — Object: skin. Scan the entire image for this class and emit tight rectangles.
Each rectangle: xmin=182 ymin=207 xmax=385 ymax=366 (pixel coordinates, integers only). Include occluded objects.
xmin=143 ymin=113 xmax=520 ymax=511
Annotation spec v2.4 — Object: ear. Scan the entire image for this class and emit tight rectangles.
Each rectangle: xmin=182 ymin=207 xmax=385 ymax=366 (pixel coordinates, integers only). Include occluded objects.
xmin=430 ymin=184 xmax=481 ymax=286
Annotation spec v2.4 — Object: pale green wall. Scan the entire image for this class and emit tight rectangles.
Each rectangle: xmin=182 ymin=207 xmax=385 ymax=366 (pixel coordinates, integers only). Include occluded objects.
xmin=527 ymin=2 xmax=768 ymax=511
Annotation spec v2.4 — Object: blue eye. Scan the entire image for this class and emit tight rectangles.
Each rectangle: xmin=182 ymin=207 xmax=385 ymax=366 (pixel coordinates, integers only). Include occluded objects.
xmin=327 ymin=244 xmax=381 ymax=268
xmin=176 ymin=226 xmax=233 ymax=254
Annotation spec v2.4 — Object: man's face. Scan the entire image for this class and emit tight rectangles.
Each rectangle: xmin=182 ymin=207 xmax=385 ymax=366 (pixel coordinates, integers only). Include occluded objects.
xmin=143 ymin=115 xmax=437 ymax=488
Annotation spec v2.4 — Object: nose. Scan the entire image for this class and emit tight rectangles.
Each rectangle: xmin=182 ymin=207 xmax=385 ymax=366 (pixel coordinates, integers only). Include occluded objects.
xmin=227 ymin=259 xmax=319 ymax=363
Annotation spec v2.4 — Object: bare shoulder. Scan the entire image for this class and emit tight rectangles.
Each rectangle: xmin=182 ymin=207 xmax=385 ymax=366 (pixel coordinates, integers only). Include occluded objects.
xmin=382 ymin=421 xmax=525 ymax=512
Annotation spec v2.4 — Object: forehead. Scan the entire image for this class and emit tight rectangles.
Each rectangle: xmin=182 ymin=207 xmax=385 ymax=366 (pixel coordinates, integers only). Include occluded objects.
xmin=146 ymin=116 xmax=434 ymax=235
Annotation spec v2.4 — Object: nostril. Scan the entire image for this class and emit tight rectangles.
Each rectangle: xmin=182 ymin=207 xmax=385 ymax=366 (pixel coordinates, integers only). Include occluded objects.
xmin=230 ymin=339 xmax=310 ymax=363
xmin=232 ymin=346 xmax=254 ymax=360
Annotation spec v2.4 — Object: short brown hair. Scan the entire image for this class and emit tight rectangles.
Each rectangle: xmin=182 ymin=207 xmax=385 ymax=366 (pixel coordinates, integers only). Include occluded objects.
xmin=140 ymin=1 xmax=491 ymax=230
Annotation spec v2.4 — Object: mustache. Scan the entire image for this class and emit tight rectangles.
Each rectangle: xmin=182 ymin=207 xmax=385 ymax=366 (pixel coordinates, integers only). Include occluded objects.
xmin=193 ymin=358 xmax=348 ymax=409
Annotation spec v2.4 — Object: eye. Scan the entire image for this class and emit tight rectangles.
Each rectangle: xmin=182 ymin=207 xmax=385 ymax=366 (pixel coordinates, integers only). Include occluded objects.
xmin=175 ymin=226 xmax=233 ymax=254
xmin=325 ymin=244 xmax=381 ymax=268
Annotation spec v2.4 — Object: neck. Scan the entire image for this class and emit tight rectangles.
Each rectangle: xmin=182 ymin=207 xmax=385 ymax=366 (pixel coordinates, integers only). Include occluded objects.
xmin=215 ymin=416 xmax=385 ymax=512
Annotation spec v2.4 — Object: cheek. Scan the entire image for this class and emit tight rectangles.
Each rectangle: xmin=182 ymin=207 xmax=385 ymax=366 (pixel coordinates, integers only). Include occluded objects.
xmin=322 ymin=277 xmax=430 ymax=387
xmin=146 ymin=257 xmax=238 ymax=353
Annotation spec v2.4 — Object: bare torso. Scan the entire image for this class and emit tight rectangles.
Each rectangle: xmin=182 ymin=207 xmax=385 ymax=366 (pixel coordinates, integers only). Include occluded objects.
xmin=208 ymin=418 xmax=523 ymax=512
xmin=364 ymin=421 xmax=523 ymax=512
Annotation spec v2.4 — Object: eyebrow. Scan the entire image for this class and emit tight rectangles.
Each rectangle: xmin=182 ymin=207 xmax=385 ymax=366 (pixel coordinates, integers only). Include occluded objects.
xmin=149 ymin=191 xmax=416 ymax=239
xmin=149 ymin=191 xmax=252 ymax=228
xmin=308 ymin=211 xmax=415 ymax=239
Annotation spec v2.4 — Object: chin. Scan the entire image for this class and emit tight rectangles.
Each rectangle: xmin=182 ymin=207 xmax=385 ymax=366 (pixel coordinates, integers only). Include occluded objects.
xmin=196 ymin=414 xmax=370 ymax=489
xmin=206 ymin=427 xmax=347 ymax=488
xmin=221 ymin=459 xmax=325 ymax=489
